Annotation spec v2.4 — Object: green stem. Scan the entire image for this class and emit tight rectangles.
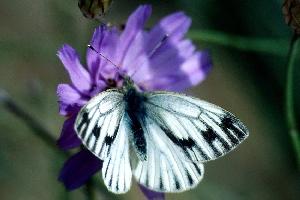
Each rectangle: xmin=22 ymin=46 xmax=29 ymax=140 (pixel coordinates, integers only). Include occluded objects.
xmin=187 ymin=29 xmax=289 ymax=56
xmin=85 ymin=179 xmax=96 ymax=200
xmin=285 ymin=33 xmax=300 ymax=170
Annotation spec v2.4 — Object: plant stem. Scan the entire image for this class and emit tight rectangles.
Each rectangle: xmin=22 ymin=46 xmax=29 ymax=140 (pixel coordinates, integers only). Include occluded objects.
xmin=85 ymin=179 xmax=96 ymax=200
xmin=285 ymin=33 xmax=300 ymax=170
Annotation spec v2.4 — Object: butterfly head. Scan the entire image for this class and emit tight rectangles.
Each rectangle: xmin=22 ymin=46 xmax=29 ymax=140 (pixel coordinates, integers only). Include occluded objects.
xmin=122 ymin=74 xmax=139 ymax=91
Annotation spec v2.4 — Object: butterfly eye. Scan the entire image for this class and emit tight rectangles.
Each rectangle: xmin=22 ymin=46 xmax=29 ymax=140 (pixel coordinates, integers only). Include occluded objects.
xmin=107 ymin=78 xmax=117 ymax=87
xmin=78 ymin=0 xmax=113 ymax=20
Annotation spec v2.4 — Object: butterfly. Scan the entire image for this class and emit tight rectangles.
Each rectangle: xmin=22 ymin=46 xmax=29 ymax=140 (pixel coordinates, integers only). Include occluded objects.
xmin=74 ymin=63 xmax=249 ymax=193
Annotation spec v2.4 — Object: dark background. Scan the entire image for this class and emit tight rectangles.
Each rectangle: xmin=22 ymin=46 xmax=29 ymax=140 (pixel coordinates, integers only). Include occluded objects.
xmin=1 ymin=0 xmax=300 ymax=199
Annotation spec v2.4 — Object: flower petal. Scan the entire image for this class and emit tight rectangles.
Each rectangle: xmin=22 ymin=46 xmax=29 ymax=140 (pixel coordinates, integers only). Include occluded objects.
xmin=152 ymin=12 xmax=191 ymax=42
xmin=118 ymin=5 xmax=152 ymax=63
xmin=58 ymin=149 xmax=103 ymax=190
xmin=58 ymin=103 xmax=82 ymax=116
xmin=57 ymin=83 xmax=87 ymax=116
xmin=129 ymin=11 xmax=210 ymax=92
xmin=87 ymin=25 xmax=119 ymax=82
xmin=138 ymin=184 xmax=165 ymax=200
xmin=138 ymin=12 xmax=191 ymax=65
xmin=180 ymin=50 xmax=212 ymax=87
xmin=121 ymin=31 xmax=148 ymax=75
xmin=133 ymin=39 xmax=189 ymax=83
xmin=143 ymin=50 xmax=212 ymax=91
xmin=57 ymin=115 xmax=82 ymax=149
xmin=57 ymin=84 xmax=89 ymax=107
xmin=127 ymin=12 xmax=196 ymax=90
xmin=57 ymin=44 xmax=92 ymax=94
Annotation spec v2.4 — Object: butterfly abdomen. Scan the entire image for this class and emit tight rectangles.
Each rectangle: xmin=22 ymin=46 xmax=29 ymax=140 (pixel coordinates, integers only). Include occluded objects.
xmin=124 ymin=84 xmax=148 ymax=161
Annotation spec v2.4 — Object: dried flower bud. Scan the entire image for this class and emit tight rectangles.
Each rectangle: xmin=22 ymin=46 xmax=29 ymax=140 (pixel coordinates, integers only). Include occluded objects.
xmin=78 ymin=0 xmax=113 ymax=20
xmin=282 ymin=0 xmax=300 ymax=34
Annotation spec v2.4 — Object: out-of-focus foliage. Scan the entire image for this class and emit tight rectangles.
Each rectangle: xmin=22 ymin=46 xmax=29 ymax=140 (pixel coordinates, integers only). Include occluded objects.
xmin=1 ymin=0 xmax=300 ymax=199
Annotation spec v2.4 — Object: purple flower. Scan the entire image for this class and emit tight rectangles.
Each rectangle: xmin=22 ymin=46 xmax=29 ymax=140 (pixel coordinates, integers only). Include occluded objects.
xmin=57 ymin=4 xmax=211 ymax=199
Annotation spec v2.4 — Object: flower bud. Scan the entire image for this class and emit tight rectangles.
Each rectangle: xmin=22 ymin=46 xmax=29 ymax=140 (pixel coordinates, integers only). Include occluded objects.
xmin=78 ymin=0 xmax=113 ymax=20
xmin=282 ymin=0 xmax=300 ymax=34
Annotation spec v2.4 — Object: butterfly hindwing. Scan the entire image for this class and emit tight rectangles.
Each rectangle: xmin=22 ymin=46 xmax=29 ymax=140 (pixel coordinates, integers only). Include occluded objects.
xmin=132 ymin=114 xmax=204 ymax=192
xmin=102 ymin=114 xmax=132 ymax=193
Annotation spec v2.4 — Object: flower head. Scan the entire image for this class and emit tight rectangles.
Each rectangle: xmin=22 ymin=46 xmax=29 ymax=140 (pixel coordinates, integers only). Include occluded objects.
xmin=57 ymin=5 xmax=211 ymax=199
xmin=282 ymin=0 xmax=300 ymax=34
xmin=79 ymin=0 xmax=113 ymax=20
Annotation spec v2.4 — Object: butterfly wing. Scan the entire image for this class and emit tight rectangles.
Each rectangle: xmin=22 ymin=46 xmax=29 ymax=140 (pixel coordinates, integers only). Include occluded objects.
xmin=102 ymin=115 xmax=132 ymax=193
xmin=132 ymin=91 xmax=248 ymax=192
xmin=132 ymin=114 xmax=205 ymax=192
xmin=75 ymin=89 xmax=132 ymax=193
xmin=144 ymin=91 xmax=249 ymax=162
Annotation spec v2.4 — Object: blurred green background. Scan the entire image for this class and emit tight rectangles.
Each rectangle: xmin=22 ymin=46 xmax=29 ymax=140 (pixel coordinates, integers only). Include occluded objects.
xmin=1 ymin=0 xmax=300 ymax=199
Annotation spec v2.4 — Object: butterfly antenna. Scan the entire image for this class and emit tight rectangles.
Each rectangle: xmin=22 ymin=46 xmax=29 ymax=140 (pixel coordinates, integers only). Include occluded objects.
xmin=88 ymin=34 xmax=168 ymax=77
xmin=130 ymin=34 xmax=169 ymax=78
xmin=87 ymin=45 xmax=126 ymax=74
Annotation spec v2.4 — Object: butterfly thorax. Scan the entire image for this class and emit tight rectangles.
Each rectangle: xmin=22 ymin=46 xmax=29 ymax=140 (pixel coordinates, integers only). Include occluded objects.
xmin=123 ymin=77 xmax=147 ymax=111
xmin=122 ymin=75 xmax=148 ymax=161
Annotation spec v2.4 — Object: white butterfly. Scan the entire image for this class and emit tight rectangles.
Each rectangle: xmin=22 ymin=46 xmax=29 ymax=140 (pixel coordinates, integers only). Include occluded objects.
xmin=74 ymin=72 xmax=249 ymax=194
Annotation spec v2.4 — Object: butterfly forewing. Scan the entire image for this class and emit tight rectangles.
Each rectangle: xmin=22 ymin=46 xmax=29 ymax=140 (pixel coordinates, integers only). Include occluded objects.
xmin=143 ymin=91 xmax=248 ymax=162
xmin=75 ymin=89 xmax=126 ymax=159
